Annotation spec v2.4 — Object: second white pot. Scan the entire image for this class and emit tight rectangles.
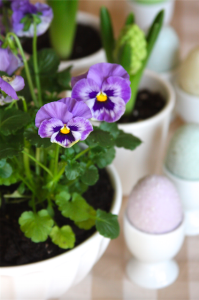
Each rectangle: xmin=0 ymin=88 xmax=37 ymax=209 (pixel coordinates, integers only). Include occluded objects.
xmin=114 ymin=70 xmax=175 ymax=195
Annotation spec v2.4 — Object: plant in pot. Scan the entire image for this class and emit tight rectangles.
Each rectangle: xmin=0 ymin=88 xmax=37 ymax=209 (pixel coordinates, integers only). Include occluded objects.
xmin=99 ymin=8 xmax=175 ymax=195
xmin=0 ymin=2 xmax=141 ymax=299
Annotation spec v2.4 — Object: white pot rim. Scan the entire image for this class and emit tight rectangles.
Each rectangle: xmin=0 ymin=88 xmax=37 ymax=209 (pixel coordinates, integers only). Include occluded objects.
xmin=174 ymin=81 xmax=199 ymax=102
xmin=119 ymin=69 xmax=175 ymax=129
xmin=0 ymin=165 xmax=122 ymax=276
xmin=124 ymin=211 xmax=184 ymax=238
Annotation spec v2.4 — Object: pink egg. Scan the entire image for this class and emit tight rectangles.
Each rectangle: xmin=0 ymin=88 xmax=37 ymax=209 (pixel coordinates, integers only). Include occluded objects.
xmin=127 ymin=175 xmax=183 ymax=234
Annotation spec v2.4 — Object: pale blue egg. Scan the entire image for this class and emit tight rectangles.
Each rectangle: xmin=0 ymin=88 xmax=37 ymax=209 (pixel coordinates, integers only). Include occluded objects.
xmin=147 ymin=26 xmax=180 ymax=72
xmin=165 ymin=124 xmax=199 ymax=180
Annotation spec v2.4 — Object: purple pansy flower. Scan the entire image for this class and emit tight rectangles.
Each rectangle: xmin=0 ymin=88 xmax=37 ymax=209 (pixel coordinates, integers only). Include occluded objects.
xmin=35 ymin=98 xmax=93 ymax=148
xmin=0 ymin=74 xmax=25 ymax=105
xmin=0 ymin=42 xmax=23 ymax=76
xmin=11 ymin=0 xmax=53 ymax=37
xmin=71 ymin=63 xmax=131 ymax=123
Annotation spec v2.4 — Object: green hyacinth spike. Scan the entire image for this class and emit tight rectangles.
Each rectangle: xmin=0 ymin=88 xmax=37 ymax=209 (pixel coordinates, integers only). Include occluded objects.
xmin=115 ymin=24 xmax=147 ymax=75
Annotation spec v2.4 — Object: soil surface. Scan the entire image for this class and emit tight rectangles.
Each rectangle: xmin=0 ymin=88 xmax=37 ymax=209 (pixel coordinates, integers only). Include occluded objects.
xmin=119 ymin=89 xmax=166 ymax=123
xmin=22 ymin=24 xmax=102 ymax=59
xmin=0 ymin=169 xmax=113 ymax=267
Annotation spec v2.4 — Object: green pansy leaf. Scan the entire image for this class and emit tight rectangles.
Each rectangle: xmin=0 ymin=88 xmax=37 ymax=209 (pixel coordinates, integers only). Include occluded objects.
xmin=68 ymin=180 xmax=88 ymax=194
xmin=0 ymin=130 xmax=24 ymax=159
xmin=0 ymin=109 xmax=30 ymax=136
xmin=65 ymin=161 xmax=86 ymax=181
xmin=19 ymin=209 xmax=54 ymax=243
xmin=87 ymin=127 xmax=115 ymax=147
xmin=24 ymin=127 xmax=51 ymax=148
xmin=75 ymin=218 xmax=95 ymax=230
xmin=0 ymin=159 xmax=6 ymax=168
xmin=28 ymin=48 xmax=60 ymax=75
xmin=99 ymin=122 xmax=120 ymax=138
xmin=56 ymin=66 xmax=72 ymax=90
xmin=56 ymin=192 xmax=96 ymax=223
xmin=0 ymin=168 xmax=19 ymax=186
xmin=81 ymin=165 xmax=99 ymax=186
xmin=93 ymin=147 xmax=115 ymax=169
xmin=115 ymin=130 xmax=142 ymax=150
xmin=0 ymin=162 xmax=12 ymax=178
xmin=95 ymin=209 xmax=120 ymax=239
xmin=50 ymin=225 xmax=75 ymax=249
xmin=55 ymin=191 xmax=71 ymax=203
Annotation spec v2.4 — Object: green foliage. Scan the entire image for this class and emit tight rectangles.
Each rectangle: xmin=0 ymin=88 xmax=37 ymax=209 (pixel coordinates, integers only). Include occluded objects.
xmin=57 ymin=67 xmax=72 ymax=90
xmin=50 ymin=225 xmax=75 ymax=249
xmin=86 ymin=127 xmax=115 ymax=147
xmin=91 ymin=147 xmax=116 ymax=169
xmin=95 ymin=209 xmax=120 ymax=239
xmin=115 ymin=130 xmax=142 ymax=150
xmin=19 ymin=210 xmax=54 ymax=242
xmin=99 ymin=122 xmax=120 ymax=138
xmin=0 ymin=108 xmax=30 ymax=136
xmin=65 ymin=161 xmax=86 ymax=181
xmin=0 ymin=130 xmax=24 ymax=159
xmin=0 ymin=159 xmax=12 ymax=178
xmin=81 ymin=165 xmax=99 ymax=186
xmin=56 ymin=192 xmax=96 ymax=223
xmin=24 ymin=127 xmax=52 ymax=148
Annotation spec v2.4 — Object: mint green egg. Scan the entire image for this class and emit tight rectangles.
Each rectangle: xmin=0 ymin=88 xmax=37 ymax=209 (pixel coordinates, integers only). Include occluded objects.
xmin=165 ymin=124 xmax=199 ymax=180
xmin=147 ymin=26 xmax=180 ymax=73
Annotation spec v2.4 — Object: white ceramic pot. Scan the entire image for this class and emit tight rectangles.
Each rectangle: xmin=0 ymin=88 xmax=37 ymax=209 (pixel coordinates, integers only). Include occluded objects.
xmin=175 ymin=82 xmax=199 ymax=124
xmin=114 ymin=69 xmax=175 ymax=196
xmin=0 ymin=165 xmax=122 ymax=300
xmin=163 ymin=166 xmax=199 ymax=236
xmin=123 ymin=212 xmax=185 ymax=289
xmin=127 ymin=0 xmax=175 ymax=32
xmin=58 ymin=11 xmax=106 ymax=76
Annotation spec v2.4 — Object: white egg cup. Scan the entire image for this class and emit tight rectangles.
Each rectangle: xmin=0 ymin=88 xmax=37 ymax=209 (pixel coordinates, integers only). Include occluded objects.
xmin=164 ymin=166 xmax=199 ymax=236
xmin=174 ymin=82 xmax=199 ymax=124
xmin=123 ymin=212 xmax=185 ymax=289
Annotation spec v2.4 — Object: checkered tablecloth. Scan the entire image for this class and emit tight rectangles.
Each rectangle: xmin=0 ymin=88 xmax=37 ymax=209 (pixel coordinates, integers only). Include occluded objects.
xmin=37 ymin=1 xmax=199 ymax=299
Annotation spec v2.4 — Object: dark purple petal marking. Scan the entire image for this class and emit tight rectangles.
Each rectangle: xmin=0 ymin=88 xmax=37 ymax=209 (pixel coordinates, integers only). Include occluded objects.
xmin=38 ymin=118 xmax=63 ymax=138
xmin=104 ymin=90 xmax=114 ymax=97
xmin=102 ymin=76 xmax=131 ymax=104
xmin=93 ymin=97 xmax=114 ymax=112
xmin=89 ymin=91 xmax=98 ymax=99
xmin=71 ymin=78 xmax=100 ymax=102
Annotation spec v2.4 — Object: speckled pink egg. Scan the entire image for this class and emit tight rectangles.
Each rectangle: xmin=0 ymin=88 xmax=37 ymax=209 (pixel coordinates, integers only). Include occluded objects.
xmin=127 ymin=175 xmax=183 ymax=234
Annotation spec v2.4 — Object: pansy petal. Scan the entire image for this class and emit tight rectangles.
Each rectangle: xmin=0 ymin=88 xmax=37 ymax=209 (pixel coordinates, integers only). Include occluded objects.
xmin=38 ymin=118 xmax=63 ymax=138
xmin=91 ymin=97 xmax=126 ymax=123
xmin=8 ymin=75 xmax=25 ymax=92
xmin=102 ymin=76 xmax=131 ymax=104
xmin=58 ymin=97 xmax=92 ymax=119
xmin=87 ymin=63 xmax=131 ymax=88
xmin=0 ymin=48 xmax=10 ymax=73
xmin=0 ymin=77 xmax=18 ymax=100
xmin=67 ymin=117 xmax=93 ymax=141
xmin=6 ymin=52 xmax=23 ymax=76
xmin=51 ymin=131 xmax=79 ymax=148
xmin=35 ymin=102 xmax=73 ymax=128
xmin=71 ymin=78 xmax=99 ymax=102
xmin=71 ymin=71 xmax=88 ymax=88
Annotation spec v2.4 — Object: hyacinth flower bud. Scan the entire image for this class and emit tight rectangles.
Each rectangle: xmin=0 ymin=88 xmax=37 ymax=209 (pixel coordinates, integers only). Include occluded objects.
xmin=115 ymin=24 xmax=147 ymax=75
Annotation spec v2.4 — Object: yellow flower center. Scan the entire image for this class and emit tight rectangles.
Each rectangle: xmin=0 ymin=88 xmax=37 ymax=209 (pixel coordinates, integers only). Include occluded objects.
xmin=60 ymin=124 xmax=70 ymax=134
xmin=96 ymin=92 xmax=107 ymax=102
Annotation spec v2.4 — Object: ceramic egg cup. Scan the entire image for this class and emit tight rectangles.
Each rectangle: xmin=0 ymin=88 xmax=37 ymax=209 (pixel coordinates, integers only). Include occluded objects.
xmin=164 ymin=166 xmax=199 ymax=236
xmin=123 ymin=212 xmax=185 ymax=289
xmin=175 ymin=82 xmax=199 ymax=124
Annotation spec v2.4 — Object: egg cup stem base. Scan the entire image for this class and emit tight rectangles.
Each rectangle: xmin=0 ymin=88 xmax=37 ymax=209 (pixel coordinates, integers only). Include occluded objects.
xmin=185 ymin=210 xmax=199 ymax=236
xmin=126 ymin=258 xmax=179 ymax=289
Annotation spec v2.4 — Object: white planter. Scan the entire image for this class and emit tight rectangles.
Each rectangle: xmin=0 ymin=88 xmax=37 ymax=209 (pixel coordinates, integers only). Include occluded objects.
xmin=123 ymin=212 xmax=185 ymax=289
xmin=0 ymin=165 xmax=122 ymax=300
xmin=175 ymin=82 xmax=199 ymax=124
xmin=127 ymin=0 xmax=175 ymax=32
xmin=114 ymin=69 xmax=175 ymax=195
xmin=58 ymin=11 xmax=106 ymax=76
xmin=163 ymin=166 xmax=199 ymax=236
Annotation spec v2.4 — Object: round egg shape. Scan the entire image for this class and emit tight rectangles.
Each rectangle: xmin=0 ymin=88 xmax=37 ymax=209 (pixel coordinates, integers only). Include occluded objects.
xmin=165 ymin=124 xmax=199 ymax=180
xmin=147 ymin=26 xmax=180 ymax=73
xmin=179 ymin=46 xmax=199 ymax=97
xmin=127 ymin=175 xmax=183 ymax=234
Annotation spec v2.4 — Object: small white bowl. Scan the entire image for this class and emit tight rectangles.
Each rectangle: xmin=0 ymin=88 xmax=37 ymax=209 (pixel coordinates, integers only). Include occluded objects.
xmin=123 ymin=212 xmax=185 ymax=289
xmin=163 ymin=165 xmax=199 ymax=236
xmin=175 ymin=82 xmax=199 ymax=124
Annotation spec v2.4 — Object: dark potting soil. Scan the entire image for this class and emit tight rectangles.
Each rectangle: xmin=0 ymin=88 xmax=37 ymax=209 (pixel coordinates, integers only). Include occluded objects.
xmin=0 ymin=169 xmax=114 ymax=267
xmin=119 ymin=89 xmax=166 ymax=123
xmin=22 ymin=24 xmax=102 ymax=59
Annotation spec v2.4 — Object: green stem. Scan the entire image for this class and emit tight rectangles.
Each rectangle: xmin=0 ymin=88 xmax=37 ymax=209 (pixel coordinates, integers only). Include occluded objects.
xmin=33 ymin=21 xmax=42 ymax=107
xmin=18 ymin=174 xmax=36 ymax=196
xmin=6 ymin=32 xmax=38 ymax=107
xmin=18 ymin=96 xmax=27 ymax=112
xmin=46 ymin=164 xmax=66 ymax=189
xmin=73 ymin=147 xmax=90 ymax=161
xmin=23 ymin=147 xmax=33 ymax=184
xmin=22 ymin=150 xmax=53 ymax=177
xmin=36 ymin=148 xmax=41 ymax=175
xmin=54 ymin=144 xmax=60 ymax=175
